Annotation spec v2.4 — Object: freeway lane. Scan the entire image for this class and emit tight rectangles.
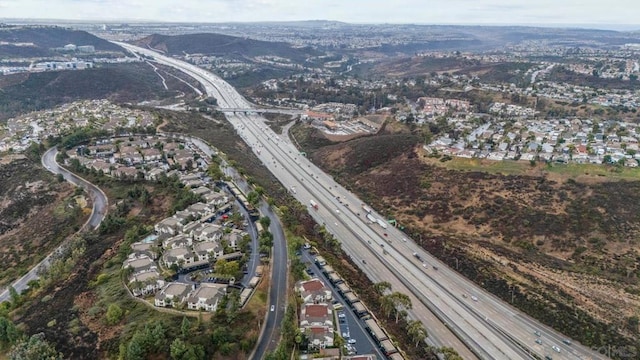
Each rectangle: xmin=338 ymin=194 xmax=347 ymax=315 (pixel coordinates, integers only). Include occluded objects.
xmin=113 ymin=41 xmax=610 ymax=360
xmin=0 ymin=147 xmax=108 ymax=303
xmin=233 ymin=114 xmax=520 ymax=359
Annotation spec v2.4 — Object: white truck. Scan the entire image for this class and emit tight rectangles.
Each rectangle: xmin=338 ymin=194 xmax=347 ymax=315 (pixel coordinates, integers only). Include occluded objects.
xmin=366 ymin=213 xmax=376 ymax=223
xmin=310 ymin=199 xmax=319 ymax=210
xmin=362 ymin=204 xmax=372 ymax=213
xmin=376 ymin=219 xmax=388 ymax=229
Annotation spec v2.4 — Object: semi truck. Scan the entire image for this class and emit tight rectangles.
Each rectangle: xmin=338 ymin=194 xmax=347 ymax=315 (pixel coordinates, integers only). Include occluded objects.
xmin=366 ymin=213 xmax=376 ymax=223
xmin=309 ymin=199 xmax=318 ymax=210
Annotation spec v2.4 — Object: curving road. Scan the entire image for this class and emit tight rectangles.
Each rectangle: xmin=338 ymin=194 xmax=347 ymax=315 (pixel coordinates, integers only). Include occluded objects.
xmin=0 ymin=147 xmax=108 ymax=303
xmin=114 ymin=41 xmax=611 ymax=360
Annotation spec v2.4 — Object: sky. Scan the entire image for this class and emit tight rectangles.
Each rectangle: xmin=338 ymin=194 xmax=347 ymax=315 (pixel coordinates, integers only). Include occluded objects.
xmin=0 ymin=0 xmax=638 ymax=29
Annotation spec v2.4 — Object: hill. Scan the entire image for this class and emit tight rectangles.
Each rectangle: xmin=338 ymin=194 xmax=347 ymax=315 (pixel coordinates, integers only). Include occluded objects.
xmin=293 ymin=122 xmax=640 ymax=351
xmin=0 ymin=25 xmax=123 ymax=58
xmin=0 ymin=62 xmax=196 ymax=121
xmin=132 ymin=33 xmax=319 ymax=62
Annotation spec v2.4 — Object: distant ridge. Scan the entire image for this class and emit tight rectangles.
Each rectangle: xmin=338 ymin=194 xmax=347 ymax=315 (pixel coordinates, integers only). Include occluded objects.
xmin=0 ymin=25 xmax=123 ymax=58
xmin=132 ymin=33 xmax=319 ymax=61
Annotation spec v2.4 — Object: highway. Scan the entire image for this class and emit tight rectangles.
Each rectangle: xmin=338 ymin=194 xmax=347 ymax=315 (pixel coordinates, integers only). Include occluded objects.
xmin=113 ymin=41 xmax=610 ymax=360
xmin=0 ymin=147 xmax=108 ymax=303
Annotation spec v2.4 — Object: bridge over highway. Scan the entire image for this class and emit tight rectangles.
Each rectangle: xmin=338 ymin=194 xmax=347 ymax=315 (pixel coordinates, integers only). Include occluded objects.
xmin=217 ymin=107 xmax=305 ymax=116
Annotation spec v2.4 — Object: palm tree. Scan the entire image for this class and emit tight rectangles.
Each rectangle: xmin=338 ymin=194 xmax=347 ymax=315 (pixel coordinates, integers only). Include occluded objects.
xmin=407 ymin=320 xmax=428 ymax=347
xmin=380 ymin=295 xmax=395 ymax=319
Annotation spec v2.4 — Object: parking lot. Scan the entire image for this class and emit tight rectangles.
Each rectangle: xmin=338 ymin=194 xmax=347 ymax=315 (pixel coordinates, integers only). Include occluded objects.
xmin=302 ymin=250 xmax=385 ymax=359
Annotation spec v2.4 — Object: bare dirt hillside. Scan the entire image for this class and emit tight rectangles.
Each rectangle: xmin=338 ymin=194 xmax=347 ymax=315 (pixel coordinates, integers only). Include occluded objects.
xmin=0 ymin=153 xmax=87 ymax=287
xmin=300 ymin=123 xmax=640 ymax=348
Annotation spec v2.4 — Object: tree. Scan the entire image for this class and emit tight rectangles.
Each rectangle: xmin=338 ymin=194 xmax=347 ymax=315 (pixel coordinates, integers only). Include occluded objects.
xmin=0 ymin=316 xmax=20 ymax=349
xmin=170 ymin=338 xmax=188 ymax=359
xmin=374 ymin=281 xmax=392 ymax=296
xmin=407 ymin=319 xmax=428 ymax=347
xmin=181 ymin=317 xmax=191 ymax=339
xmin=259 ymin=216 xmax=271 ymax=230
xmin=390 ymin=292 xmax=412 ymax=323
xmin=206 ymin=164 xmax=224 ymax=180
xmin=380 ymin=295 xmax=395 ymax=319
xmin=105 ymin=304 xmax=124 ymax=325
xmin=9 ymin=333 xmax=63 ymax=360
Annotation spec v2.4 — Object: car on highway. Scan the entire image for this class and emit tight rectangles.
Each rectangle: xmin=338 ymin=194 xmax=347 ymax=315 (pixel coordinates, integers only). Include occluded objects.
xmin=462 ymin=294 xmax=468 ymax=298
xmin=471 ymin=296 xmax=478 ymax=302
xmin=270 ymin=305 xmax=275 ymax=312
xmin=535 ymin=339 xmax=542 ymax=345
xmin=552 ymin=345 xmax=561 ymax=353
xmin=402 ymin=237 xmax=407 ymax=242
xmin=347 ymin=339 xmax=356 ymax=344
xmin=562 ymin=339 xmax=571 ymax=345
xmin=534 ymin=330 xmax=541 ymax=337
xmin=335 ymin=209 xmax=340 ymax=214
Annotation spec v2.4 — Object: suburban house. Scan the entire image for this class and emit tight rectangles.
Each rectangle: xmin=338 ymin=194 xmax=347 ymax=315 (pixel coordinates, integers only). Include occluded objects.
xmin=154 ymin=283 xmax=191 ymax=308
xmin=191 ymin=186 xmax=214 ymax=199
xmin=193 ymin=224 xmax=223 ymax=242
xmin=147 ymin=168 xmax=165 ymax=181
xmin=129 ymin=270 xmax=164 ymax=297
xmin=130 ymin=241 xmax=158 ymax=260
xmin=206 ymin=191 xmax=229 ymax=206
xmin=194 ymin=241 xmax=223 ymax=261
xmin=305 ymin=325 xmax=335 ymax=349
xmin=297 ymin=279 xmax=333 ymax=304
xmin=123 ymin=254 xmax=156 ymax=274
xmin=155 ymin=217 xmax=183 ymax=236
xmin=186 ymin=283 xmax=227 ymax=312
xmin=162 ymin=234 xmax=192 ymax=249
xmin=163 ymin=247 xmax=194 ymax=268
xmin=300 ymin=303 xmax=333 ymax=327
xmin=224 ymin=231 xmax=243 ymax=251
xmin=113 ymin=166 xmax=139 ymax=179
xmin=187 ymin=202 xmax=215 ymax=218
xmin=142 ymin=148 xmax=162 ymax=161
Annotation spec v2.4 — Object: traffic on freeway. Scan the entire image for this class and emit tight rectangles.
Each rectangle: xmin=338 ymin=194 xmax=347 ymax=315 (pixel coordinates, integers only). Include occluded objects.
xmin=114 ymin=41 xmax=610 ymax=360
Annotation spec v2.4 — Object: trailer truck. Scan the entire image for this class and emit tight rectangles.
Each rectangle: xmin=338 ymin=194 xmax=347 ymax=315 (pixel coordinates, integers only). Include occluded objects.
xmin=376 ymin=219 xmax=388 ymax=229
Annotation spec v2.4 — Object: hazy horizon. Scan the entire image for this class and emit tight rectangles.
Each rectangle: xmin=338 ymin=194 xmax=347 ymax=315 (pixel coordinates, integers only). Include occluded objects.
xmin=1 ymin=17 xmax=639 ymax=33
xmin=0 ymin=0 xmax=638 ymax=31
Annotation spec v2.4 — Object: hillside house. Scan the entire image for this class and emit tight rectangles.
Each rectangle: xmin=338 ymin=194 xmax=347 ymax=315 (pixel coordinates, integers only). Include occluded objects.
xmin=163 ymin=234 xmax=192 ymax=249
xmin=162 ymin=247 xmax=194 ymax=268
xmin=155 ymin=217 xmax=183 ymax=236
xmin=129 ymin=270 xmax=164 ymax=296
xmin=123 ymin=254 xmax=156 ymax=274
xmin=193 ymin=224 xmax=223 ymax=242
xmin=154 ymin=283 xmax=191 ymax=308
xmin=187 ymin=283 xmax=227 ymax=312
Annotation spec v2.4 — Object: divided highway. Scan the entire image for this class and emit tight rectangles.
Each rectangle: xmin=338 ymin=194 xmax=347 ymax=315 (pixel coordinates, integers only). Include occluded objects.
xmin=114 ymin=41 xmax=610 ymax=360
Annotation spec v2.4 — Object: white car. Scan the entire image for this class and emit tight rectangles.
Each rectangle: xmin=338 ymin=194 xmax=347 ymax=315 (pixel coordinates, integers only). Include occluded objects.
xmin=270 ymin=305 xmax=275 ymax=312
xmin=335 ymin=209 xmax=340 ymax=214
xmin=347 ymin=339 xmax=356 ymax=344
xmin=471 ymin=296 xmax=478 ymax=302
xmin=552 ymin=345 xmax=561 ymax=353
